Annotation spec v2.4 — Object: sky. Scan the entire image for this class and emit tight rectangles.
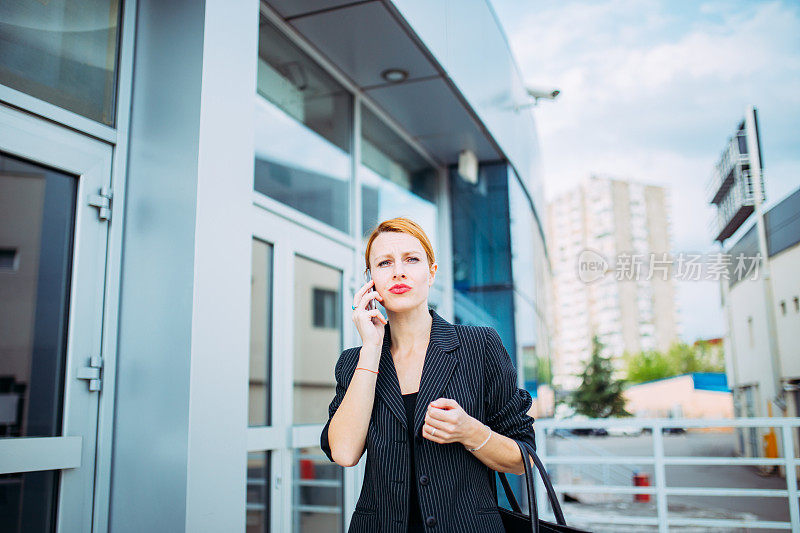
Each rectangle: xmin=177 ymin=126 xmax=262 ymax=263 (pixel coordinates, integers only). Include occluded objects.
xmin=490 ymin=0 xmax=800 ymax=342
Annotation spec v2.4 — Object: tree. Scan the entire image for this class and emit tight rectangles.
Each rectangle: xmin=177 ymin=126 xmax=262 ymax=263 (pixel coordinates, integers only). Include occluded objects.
xmin=625 ymin=341 xmax=725 ymax=384
xmin=624 ymin=349 xmax=673 ymax=384
xmin=570 ymin=336 xmax=631 ymax=418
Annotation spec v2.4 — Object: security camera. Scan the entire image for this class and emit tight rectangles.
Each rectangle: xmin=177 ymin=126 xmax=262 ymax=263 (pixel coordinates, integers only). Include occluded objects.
xmin=513 ymin=86 xmax=561 ymax=111
xmin=525 ymin=86 xmax=560 ymax=101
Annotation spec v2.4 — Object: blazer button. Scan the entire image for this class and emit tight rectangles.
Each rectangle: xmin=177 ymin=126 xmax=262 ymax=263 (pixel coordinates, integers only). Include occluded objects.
xmin=419 ymin=474 xmax=430 ymax=486
xmin=425 ymin=516 xmax=437 ymax=527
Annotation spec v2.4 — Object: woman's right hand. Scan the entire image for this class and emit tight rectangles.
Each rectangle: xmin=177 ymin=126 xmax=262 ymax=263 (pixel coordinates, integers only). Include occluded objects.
xmin=352 ymin=279 xmax=387 ymax=349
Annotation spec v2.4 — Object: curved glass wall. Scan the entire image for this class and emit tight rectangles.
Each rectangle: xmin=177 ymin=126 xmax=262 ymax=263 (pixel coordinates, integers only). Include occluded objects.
xmin=450 ymin=162 xmax=514 ymax=339
xmin=254 ymin=17 xmax=352 ymax=233
xmin=509 ymin=169 xmax=553 ymax=402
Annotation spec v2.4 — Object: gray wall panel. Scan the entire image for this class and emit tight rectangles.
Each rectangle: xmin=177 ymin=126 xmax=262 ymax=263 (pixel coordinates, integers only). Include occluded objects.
xmin=111 ymin=0 xmax=205 ymax=530
xmin=112 ymin=0 xmax=258 ymax=530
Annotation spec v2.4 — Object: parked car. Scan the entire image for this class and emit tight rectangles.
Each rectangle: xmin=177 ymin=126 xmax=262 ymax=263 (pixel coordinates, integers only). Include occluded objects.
xmin=563 ymin=414 xmax=608 ymax=436
xmin=606 ymin=424 xmax=643 ymax=436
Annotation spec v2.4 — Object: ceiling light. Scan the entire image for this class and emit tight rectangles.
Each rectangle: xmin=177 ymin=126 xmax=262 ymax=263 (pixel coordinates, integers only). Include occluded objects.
xmin=381 ymin=68 xmax=408 ymax=83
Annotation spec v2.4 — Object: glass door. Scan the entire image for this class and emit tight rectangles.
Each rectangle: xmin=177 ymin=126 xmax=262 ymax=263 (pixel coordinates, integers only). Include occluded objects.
xmin=0 ymin=105 xmax=112 ymax=532
xmin=290 ymin=253 xmax=346 ymax=533
xmin=248 ymin=203 xmax=355 ymax=533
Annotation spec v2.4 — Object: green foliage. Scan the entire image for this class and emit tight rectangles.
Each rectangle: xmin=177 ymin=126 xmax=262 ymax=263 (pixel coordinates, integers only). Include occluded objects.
xmin=522 ymin=348 xmax=553 ymax=386
xmin=623 ymin=349 xmax=673 ymax=384
xmin=693 ymin=340 xmax=726 ymax=371
xmin=624 ymin=341 xmax=725 ymax=384
xmin=536 ymin=356 xmax=553 ymax=385
xmin=570 ymin=336 xmax=631 ymax=418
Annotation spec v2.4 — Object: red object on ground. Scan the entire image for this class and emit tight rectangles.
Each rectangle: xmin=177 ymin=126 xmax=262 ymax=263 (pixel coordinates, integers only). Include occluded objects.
xmin=299 ymin=458 xmax=315 ymax=479
xmin=633 ymin=472 xmax=650 ymax=502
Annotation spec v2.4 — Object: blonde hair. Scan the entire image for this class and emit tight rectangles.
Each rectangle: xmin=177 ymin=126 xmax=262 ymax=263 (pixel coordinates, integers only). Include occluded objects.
xmin=364 ymin=217 xmax=435 ymax=273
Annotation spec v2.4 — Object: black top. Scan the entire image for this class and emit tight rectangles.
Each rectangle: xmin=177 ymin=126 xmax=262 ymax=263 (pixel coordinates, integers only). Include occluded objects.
xmin=318 ymin=393 xmax=425 ymax=532
xmin=402 ymin=392 xmax=424 ymax=533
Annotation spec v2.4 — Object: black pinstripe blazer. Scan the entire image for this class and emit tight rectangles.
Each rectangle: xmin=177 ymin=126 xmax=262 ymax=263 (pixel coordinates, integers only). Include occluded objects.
xmin=321 ymin=307 xmax=536 ymax=533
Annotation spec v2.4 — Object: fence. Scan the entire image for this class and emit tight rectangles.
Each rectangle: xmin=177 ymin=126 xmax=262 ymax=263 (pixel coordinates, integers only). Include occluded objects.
xmin=533 ymin=417 xmax=800 ymax=532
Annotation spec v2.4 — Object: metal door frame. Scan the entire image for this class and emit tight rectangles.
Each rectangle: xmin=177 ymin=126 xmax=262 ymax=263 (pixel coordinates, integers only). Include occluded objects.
xmin=0 ymin=104 xmax=113 ymax=532
xmin=249 ymin=196 xmax=358 ymax=532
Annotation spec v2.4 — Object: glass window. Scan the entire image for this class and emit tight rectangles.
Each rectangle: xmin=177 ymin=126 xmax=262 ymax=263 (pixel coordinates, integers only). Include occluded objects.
xmin=360 ymin=106 xmax=437 ymax=248
xmin=293 ymin=446 xmax=343 ymax=533
xmin=0 ymin=248 xmax=17 ymax=269
xmin=312 ymin=289 xmax=338 ymax=329
xmin=450 ymin=162 xmax=516 ymax=336
xmin=0 ymin=152 xmax=76 ymax=437
xmin=0 ymin=1 xmax=121 ymax=125
xmin=450 ymin=162 xmax=512 ymax=290
xmin=0 ymin=471 xmax=60 ymax=532
xmin=0 ymin=152 xmax=78 ymax=532
xmin=249 ymin=239 xmax=274 ymax=427
xmin=246 ymin=452 xmax=271 ymax=533
xmin=293 ymin=256 xmax=341 ymax=425
xmin=254 ymin=17 xmax=352 ymax=233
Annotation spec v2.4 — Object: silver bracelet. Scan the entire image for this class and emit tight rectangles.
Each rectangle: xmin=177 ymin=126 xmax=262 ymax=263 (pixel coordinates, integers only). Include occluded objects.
xmin=467 ymin=424 xmax=492 ymax=452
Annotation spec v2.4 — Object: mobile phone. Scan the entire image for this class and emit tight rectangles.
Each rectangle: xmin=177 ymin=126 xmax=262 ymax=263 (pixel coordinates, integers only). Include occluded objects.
xmin=365 ymin=269 xmax=377 ymax=311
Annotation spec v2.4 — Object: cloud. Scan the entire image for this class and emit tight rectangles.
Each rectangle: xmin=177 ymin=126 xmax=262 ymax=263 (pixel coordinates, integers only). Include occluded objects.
xmin=491 ymin=0 xmax=800 ymax=339
xmin=495 ymin=0 xmax=800 ymax=190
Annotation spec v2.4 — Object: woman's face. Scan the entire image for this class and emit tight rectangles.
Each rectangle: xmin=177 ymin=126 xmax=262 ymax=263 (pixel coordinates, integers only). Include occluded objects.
xmin=368 ymin=232 xmax=437 ymax=313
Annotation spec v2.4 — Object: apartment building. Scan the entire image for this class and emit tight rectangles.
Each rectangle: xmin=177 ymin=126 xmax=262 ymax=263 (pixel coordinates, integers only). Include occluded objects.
xmin=547 ymin=176 xmax=680 ymax=390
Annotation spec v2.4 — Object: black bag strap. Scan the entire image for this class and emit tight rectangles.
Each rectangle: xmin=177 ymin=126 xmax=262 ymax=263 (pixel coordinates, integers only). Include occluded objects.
xmin=498 ymin=469 xmax=522 ymax=513
xmin=520 ymin=439 xmax=540 ymax=533
xmin=497 ymin=440 xmax=538 ymax=533
xmin=496 ymin=439 xmax=568 ymax=531
xmin=523 ymin=441 xmax=566 ymax=525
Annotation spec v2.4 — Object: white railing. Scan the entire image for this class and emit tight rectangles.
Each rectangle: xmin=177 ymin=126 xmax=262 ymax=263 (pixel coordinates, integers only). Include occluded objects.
xmin=550 ymin=431 xmax=637 ymax=487
xmin=533 ymin=417 xmax=800 ymax=532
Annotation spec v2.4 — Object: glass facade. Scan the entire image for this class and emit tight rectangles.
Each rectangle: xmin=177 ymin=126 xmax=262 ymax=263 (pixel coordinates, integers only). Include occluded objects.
xmin=0 ymin=0 xmax=121 ymax=125
xmin=450 ymin=162 xmax=515 ymax=350
xmin=360 ymin=106 xmax=437 ymax=245
xmin=254 ymin=16 xmax=352 ymax=233
xmin=508 ymin=168 xmax=553 ymax=396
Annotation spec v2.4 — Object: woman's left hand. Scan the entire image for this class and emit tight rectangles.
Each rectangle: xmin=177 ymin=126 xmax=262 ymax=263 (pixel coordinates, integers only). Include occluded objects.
xmin=423 ymin=398 xmax=483 ymax=446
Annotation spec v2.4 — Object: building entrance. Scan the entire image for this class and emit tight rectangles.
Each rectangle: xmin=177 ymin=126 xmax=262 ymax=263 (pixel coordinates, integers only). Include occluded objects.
xmin=0 ymin=105 xmax=114 ymax=533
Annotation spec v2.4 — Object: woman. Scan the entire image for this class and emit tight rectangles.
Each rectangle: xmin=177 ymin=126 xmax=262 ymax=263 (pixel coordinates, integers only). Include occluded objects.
xmin=320 ymin=217 xmax=536 ymax=532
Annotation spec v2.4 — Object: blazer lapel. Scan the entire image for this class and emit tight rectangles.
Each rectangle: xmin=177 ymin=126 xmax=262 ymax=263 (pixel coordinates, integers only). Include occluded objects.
xmin=376 ymin=328 xmax=406 ymax=430
xmin=413 ymin=309 xmax=461 ymax=439
xmin=375 ymin=308 xmax=461 ymax=434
